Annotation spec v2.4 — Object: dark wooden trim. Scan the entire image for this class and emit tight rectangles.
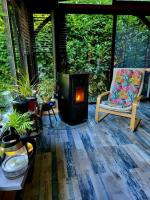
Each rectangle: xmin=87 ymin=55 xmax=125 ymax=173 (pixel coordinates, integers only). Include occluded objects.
xmin=110 ymin=15 xmax=117 ymax=87
xmin=11 ymin=5 xmax=28 ymax=72
xmin=59 ymin=3 xmax=150 ymax=15
xmin=25 ymin=0 xmax=58 ymax=14
xmin=27 ymin=11 xmax=38 ymax=83
xmin=15 ymin=0 xmax=150 ymax=14
xmin=51 ymin=10 xmax=67 ymax=75
xmin=34 ymin=15 xmax=51 ymax=37
xmin=51 ymin=10 xmax=58 ymax=80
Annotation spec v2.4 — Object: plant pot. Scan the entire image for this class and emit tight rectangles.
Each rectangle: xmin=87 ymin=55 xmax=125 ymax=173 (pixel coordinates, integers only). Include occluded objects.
xmin=2 ymin=133 xmax=37 ymax=162
xmin=12 ymin=98 xmax=28 ymax=113
xmin=26 ymin=97 xmax=37 ymax=112
xmin=1 ymin=132 xmax=28 ymax=179
xmin=1 ymin=132 xmax=20 ymax=149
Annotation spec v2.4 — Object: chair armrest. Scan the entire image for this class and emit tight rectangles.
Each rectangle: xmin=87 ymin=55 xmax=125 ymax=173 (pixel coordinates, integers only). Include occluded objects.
xmin=96 ymin=91 xmax=110 ymax=104
xmin=145 ymin=68 xmax=150 ymax=72
xmin=133 ymin=95 xmax=143 ymax=107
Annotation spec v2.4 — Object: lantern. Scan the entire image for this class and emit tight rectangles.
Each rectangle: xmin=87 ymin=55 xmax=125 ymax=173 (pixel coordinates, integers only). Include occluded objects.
xmin=1 ymin=128 xmax=36 ymax=179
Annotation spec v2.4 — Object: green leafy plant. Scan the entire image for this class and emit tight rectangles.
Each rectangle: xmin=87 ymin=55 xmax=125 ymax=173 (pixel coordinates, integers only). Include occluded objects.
xmin=12 ymin=70 xmax=35 ymax=98
xmin=3 ymin=110 xmax=34 ymax=135
xmin=1 ymin=1 xmax=150 ymax=101
xmin=0 ymin=147 xmax=4 ymax=158
xmin=37 ymin=78 xmax=55 ymax=103
xmin=3 ymin=70 xmax=36 ymax=101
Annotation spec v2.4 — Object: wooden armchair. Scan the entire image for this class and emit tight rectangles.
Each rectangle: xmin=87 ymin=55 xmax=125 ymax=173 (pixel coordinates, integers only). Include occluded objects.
xmin=95 ymin=68 xmax=145 ymax=131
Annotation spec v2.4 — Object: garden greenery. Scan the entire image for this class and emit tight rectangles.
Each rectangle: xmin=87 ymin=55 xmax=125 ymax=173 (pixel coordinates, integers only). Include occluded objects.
xmin=0 ymin=4 xmax=11 ymax=87
xmin=0 ymin=0 xmax=150 ymax=101
xmin=3 ymin=110 xmax=34 ymax=135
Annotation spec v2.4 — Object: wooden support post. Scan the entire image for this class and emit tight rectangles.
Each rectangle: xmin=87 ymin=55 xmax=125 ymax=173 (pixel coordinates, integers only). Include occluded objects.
xmin=110 ymin=14 xmax=117 ymax=87
xmin=51 ymin=8 xmax=67 ymax=81
xmin=12 ymin=6 xmax=28 ymax=73
xmin=51 ymin=9 xmax=58 ymax=82
xmin=27 ymin=11 xmax=38 ymax=83
xmin=2 ymin=0 xmax=17 ymax=79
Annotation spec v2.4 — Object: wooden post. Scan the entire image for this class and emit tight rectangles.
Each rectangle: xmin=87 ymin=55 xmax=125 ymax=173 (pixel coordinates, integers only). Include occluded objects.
xmin=10 ymin=0 xmax=38 ymax=82
xmin=110 ymin=14 xmax=117 ymax=87
xmin=51 ymin=8 xmax=67 ymax=77
xmin=12 ymin=6 xmax=28 ymax=73
xmin=51 ymin=10 xmax=57 ymax=81
xmin=1 ymin=0 xmax=17 ymax=78
xmin=27 ymin=11 xmax=38 ymax=83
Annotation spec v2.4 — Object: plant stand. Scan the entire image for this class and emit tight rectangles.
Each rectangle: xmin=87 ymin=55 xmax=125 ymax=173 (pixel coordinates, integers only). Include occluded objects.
xmin=41 ymin=101 xmax=57 ymax=128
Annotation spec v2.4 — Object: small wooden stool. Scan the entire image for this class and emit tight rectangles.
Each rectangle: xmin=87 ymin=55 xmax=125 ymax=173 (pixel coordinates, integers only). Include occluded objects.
xmin=41 ymin=101 xmax=57 ymax=128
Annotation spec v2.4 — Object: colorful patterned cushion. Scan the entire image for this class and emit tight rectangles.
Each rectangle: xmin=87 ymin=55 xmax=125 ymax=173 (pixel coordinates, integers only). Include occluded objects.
xmin=108 ymin=69 xmax=143 ymax=108
xmin=100 ymin=100 xmax=132 ymax=112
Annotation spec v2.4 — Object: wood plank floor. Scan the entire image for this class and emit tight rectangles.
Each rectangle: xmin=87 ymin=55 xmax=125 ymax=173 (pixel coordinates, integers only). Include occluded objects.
xmin=21 ymin=102 xmax=150 ymax=200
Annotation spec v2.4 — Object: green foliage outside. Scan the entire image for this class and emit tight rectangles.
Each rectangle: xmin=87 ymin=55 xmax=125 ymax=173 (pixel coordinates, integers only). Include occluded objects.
xmin=0 ymin=4 xmax=11 ymax=87
xmin=115 ymin=15 xmax=150 ymax=68
xmin=34 ymin=14 xmax=54 ymax=81
xmin=66 ymin=14 xmax=112 ymax=99
xmin=63 ymin=0 xmax=112 ymax=4
xmin=0 ymin=0 xmax=150 ymax=101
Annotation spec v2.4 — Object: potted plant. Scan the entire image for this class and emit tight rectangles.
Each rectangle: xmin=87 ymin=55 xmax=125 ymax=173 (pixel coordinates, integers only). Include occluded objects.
xmin=2 ymin=110 xmax=34 ymax=136
xmin=8 ymin=70 xmax=37 ymax=113
xmin=37 ymin=78 xmax=55 ymax=103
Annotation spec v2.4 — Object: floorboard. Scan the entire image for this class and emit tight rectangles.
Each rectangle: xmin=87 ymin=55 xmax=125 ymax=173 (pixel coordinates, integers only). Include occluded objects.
xmin=21 ymin=102 xmax=150 ymax=200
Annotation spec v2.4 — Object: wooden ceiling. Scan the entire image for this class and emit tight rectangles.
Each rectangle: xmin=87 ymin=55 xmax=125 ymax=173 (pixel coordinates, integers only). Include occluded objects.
xmin=13 ymin=0 xmax=150 ymax=15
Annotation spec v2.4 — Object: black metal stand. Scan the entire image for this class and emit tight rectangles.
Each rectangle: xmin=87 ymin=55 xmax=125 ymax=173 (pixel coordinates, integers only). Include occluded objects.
xmin=41 ymin=101 xmax=57 ymax=128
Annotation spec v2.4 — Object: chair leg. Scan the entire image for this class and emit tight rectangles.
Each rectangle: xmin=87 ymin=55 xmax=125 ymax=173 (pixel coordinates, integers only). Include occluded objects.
xmin=130 ymin=117 xmax=141 ymax=131
xmin=51 ymin=107 xmax=57 ymax=121
xmin=130 ymin=115 xmax=136 ymax=131
xmin=130 ymin=105 xmax=139 ymax=131
xmin=48 ymin=110 xmax=53 ymax=128
xmin=95 ymin=108 xmax=109 ymax=122
xmin=95 ymin=109 xmax=100 ymax=122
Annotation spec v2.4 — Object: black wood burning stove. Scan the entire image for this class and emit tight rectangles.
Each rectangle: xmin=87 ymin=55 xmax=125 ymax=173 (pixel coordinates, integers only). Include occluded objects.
xmin=57 ymin=73 xmax=89 ymax=125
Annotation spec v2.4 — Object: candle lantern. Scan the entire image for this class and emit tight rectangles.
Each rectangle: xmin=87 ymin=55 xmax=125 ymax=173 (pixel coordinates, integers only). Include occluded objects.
xmin=1 ymin=127 xmax=36 ymax=179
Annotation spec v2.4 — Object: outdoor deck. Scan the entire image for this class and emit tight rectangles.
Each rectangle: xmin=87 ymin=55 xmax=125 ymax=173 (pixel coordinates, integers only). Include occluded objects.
xmin=22 ymin=101 xmax=150 ymax=200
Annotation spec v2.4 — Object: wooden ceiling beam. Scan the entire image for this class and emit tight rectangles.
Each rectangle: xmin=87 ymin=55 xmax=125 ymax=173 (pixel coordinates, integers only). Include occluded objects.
xmin=59 ymin=3 xmax=150 ymax=15
xmin=137 ymin=15 xmax=150 ymax=30
xmin=34 ymin=15 xmax=51 ymax=37
xmin=14 ymin=0 xmax=150 ymax=15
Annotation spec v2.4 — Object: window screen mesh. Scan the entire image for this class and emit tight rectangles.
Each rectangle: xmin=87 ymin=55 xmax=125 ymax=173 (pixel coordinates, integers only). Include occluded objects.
xmin=115 ymin=15 xmax=150 ymax=97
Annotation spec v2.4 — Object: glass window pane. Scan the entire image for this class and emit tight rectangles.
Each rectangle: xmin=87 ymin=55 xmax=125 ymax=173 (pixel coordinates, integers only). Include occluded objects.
xmin=66 ymin=14 xmax=113 ymax=102
xmin=115 ymin=15 xmax=150 ymax=96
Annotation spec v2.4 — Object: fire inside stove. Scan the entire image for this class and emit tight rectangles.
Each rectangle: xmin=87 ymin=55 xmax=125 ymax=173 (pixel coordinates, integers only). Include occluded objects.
xmin=75 ymin=87 xmax=85 ymax=103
